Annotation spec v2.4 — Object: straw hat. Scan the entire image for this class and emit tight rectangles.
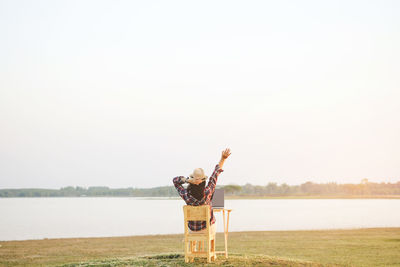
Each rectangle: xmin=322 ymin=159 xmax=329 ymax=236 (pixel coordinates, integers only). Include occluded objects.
xmin=189 ymin=168 xmax=208 ymax=181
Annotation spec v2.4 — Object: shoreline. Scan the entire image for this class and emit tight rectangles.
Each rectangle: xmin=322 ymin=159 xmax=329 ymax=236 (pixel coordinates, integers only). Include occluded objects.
xmin=1 ymin=227 xmax=399 ymax=243
xmin=1 ymin=195 xmax=400 ymax=199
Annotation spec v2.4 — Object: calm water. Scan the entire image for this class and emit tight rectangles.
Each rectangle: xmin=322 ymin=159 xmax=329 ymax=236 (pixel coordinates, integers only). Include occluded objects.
xmin=0 ymin=198 xmax=399 ymax=241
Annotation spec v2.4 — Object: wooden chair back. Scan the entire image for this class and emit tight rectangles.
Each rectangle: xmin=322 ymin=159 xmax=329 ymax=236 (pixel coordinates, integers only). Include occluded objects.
xmin=183 ymin=205 xmax=211 ymax=235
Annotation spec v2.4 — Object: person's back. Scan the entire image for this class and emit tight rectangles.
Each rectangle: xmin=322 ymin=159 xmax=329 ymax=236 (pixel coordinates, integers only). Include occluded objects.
xmin=173 ymin=148 xmax=231 ymax=232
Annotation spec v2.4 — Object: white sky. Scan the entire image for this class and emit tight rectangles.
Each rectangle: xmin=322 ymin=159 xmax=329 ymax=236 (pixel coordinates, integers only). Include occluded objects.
xmin=0 ymin=0 xmax=399 ymax=189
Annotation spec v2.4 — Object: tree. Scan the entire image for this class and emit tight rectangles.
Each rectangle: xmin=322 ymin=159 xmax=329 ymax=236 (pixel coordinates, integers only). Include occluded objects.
xmin=223 ymin=185 xmax=242 ymax=195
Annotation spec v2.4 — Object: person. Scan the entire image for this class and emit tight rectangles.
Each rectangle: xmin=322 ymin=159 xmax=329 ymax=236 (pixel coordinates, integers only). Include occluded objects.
xmin=173 ymin=148 xmax=231 ymax=234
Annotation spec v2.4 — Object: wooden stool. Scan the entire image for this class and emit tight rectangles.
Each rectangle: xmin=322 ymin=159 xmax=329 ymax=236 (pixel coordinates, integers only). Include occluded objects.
xmin=183 ymin=205 xmax=216 ymax=263
xmin=213 ymin=208 xmax=232 ymax=258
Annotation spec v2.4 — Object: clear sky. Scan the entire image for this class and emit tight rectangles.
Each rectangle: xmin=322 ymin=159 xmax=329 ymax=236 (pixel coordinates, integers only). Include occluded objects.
xmin=0 ymin=0 xmax=399 ymax=189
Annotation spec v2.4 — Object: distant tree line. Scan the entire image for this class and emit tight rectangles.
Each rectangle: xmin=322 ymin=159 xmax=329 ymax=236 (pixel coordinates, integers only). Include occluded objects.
xmin=0 ymin=180 xmax=399 ymax=197
xmin=225 ymin=180 xmax=400 ymax=196
xmin=0 ymin=186 xmax=178 ymax=198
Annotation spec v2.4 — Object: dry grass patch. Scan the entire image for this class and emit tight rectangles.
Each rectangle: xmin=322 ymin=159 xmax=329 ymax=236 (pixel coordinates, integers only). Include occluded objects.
xmin=59 ymin=253 xmax=325 ymax=267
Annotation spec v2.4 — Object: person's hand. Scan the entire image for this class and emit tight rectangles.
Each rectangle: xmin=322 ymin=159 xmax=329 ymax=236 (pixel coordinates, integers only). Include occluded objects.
xmin=187 ymin=177 xmax=204 ymax=185
xmin=218 ymin=148 xmax=231 ymax=168
xmin=221 ymin=148 xmax=231 ymax=160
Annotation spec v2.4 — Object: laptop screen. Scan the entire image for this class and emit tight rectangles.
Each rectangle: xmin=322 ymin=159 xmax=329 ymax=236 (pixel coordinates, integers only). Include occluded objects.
xmin=211 ymin=189 xmax=224 ymax=208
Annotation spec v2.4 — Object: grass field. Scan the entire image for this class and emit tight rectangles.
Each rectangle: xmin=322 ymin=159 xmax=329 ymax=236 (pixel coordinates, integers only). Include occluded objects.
xmin=1 ymin=228 xmax=399 ymax=266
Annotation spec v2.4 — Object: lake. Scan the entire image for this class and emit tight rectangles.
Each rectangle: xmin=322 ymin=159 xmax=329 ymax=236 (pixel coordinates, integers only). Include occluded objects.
xmin=0 ymin=198 xmax=399 ymax=241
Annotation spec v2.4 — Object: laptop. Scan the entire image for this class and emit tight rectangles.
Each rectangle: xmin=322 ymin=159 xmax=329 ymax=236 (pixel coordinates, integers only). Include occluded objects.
xmin=211 ymin=189 xmax=224 ymax=208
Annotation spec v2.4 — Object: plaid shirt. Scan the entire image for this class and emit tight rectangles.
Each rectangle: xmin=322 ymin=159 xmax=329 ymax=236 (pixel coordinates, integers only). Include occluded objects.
xmin=173 ymin=164 xmax=224 ymax=231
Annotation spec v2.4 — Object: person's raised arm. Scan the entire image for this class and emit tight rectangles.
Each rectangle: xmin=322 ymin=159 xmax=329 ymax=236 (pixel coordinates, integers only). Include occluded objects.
xmin=204 ymin=148 xmax=231 ymax=199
